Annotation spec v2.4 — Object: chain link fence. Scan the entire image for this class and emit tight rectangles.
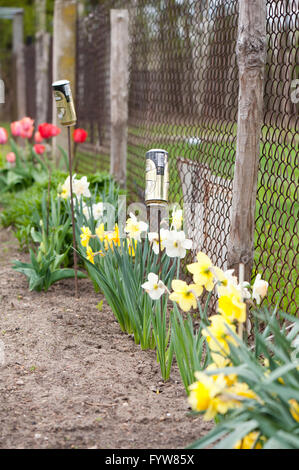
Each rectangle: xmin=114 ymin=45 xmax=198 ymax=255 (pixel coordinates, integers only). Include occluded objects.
xmin=75 ymin=0 xmax=298 ymax=315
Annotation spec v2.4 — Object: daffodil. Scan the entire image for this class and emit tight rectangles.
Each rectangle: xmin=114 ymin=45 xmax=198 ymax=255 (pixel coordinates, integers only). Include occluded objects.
xmin=187 ymin=252 xmax=214 ymax=291
xmin=125 ymin=213 xmax=148 ymax=241
xmin=141 ymin=273 xmax=166 ymax=300
xmin=80 ymin=226 xmax=92 ymax=247
xmin=206 ymin=362 xmax=237 ymax=387
xmin=171 ymin=208 xmax=183 ymax=230
xmin=86 ymin=245 xmax=95 ymax=264
xmin=218 ymin=285 xmax=246 ymax=323
xmin=188 ymin=371 xmax=236 ymax=421
xmin=73 ymin=176 xmax=91 ymax=198
xmin=104 ymin=224 xmax=120 ymax=250
xmin=126 ymin=238 xmax=137 ymax=257
xmin=252 ymin=274 xmax=268 ymax=304
xmin=289 ymin=399 xmax=299 ymax=422
xmin=228 ymin=381 xmax=257 ymax=402
xmin=163 ymin=230 xmax=192 ymax=259
xmin=202 ymin=315 xmax=237 ymax=359
xmin=60 ymin=175 xmax=76 ymax=199
xmin=96 ymin=223 xmax=105 ymax=242
xmin=148 ymin=229 xmax=169 ymax=255
xmin=169 ymin=280 xmax=203 ymax=312
xmin=234 ymin=432 xmax=263 ymax=449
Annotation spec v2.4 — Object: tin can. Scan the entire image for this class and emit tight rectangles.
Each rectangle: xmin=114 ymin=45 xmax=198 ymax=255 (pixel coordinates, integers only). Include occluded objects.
xmin=145 ymin=149 xmax=169 ymax=206
xmin=52 ymin=79 xmax=77 ymax=127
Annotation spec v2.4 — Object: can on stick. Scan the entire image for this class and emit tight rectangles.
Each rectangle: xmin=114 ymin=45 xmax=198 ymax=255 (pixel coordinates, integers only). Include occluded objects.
xmin=52 ymin=79 xmax=77 ymax=127
xmin=145 ymin=149 xmax=169 ymax=206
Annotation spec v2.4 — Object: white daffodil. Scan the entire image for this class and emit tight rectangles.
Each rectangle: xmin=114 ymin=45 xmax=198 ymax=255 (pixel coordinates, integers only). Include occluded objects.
xmin=163 ymin=230 xmax=192 ymax=259
xmin=171 ymin=208 xmax=183 ymax=230
xmin=73 ymin=176 xmax=91 ymax=198
xmin=239 ymin=281 xmax=251 ymax=300
xmin=252 ymin=274 xmax=268 ymax=304
xmin=92 ymin=202 xmax=104 ymax=220
xmin=141 ymin=272 xmax=166 ymax=300
xmin=82 ymin=203 xmax=90 ymax=219
xmin=148 ymin=228 xmax=169 ymax=255
xmin=60 ymin=175 xmax=76 ymax=199
xmin=125 ymin=212 xmax=148 ymax=241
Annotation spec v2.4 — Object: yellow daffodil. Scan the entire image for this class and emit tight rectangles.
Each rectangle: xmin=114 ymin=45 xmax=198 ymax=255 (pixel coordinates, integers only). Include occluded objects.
xmin=104 ymin=224 xmax=120 ymax=250
xmin=228 ymin=381 xmax=257 ymax=402
xmin=218 ymin=285 xmax=246 ymax=323
xmin=289 ymin=399 xmax=299 ymax=422
xmin=206 ymin=362 xmax=237 ymax=387
xmin=86 ymin=245 xmax=95 ymax=264
xmin=126 ymin=238 xmax=137 ymax=257
xmin=188 ymin=371 xmax=236 ymax=421
xmin=234 ymin=432 xmax=263 ymax=449
xmin=212 ymin=267 xmax=237 ymax=288
xmin=80 ymin=226 xmax=92 ymax=247
xmin=187 ymin=252 xmax=214 ymax=291
xmin=202 ymin=315 xmax=237 ymax=359
xmin=96 ymin=223 xmax=105 ymax=242
xmin=169 ymin=280 xmax=203 ymax=312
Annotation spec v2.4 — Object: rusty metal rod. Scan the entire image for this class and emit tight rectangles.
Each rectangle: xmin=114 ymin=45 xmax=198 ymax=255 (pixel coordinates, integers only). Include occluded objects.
xmin=67 ymin=126 xmax=79 ymax=298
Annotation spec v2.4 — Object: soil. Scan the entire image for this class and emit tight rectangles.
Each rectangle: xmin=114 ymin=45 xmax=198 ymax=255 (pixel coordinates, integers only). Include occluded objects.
xmin=0 ymin=226 xmax=212 ymax=449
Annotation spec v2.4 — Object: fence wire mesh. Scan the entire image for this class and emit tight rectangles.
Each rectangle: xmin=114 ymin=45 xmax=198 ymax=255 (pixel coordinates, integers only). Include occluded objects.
xmin=75 ymin=0 xmax=298 ymax=315
xmin=254 ymin=0 xmax=298 ymax=315
xmin=76 ymin=5 xmax=111 ymax=173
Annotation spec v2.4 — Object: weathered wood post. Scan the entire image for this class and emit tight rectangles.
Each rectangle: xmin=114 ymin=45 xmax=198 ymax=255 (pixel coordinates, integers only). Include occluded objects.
xmin=110 ymin=9 xmax=129 ymax=188
xmin=52 ymin=0 xmax=77 ymax=163
xmin=227 ymin=0 xmax=267 ymax=282
xmin=13 ymin=11 xmax=26 ymax=119
xmin=35 ymin=0 xmax=51 ymax=126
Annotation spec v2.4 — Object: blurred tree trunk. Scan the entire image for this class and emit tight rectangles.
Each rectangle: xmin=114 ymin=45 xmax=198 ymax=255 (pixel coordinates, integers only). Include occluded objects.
xmin=35 ymin=0 xmax=50 ymax=125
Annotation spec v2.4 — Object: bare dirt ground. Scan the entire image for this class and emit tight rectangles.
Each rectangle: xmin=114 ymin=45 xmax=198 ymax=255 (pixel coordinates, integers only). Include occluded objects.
xmin=0 ymin=226 xmax=212 ymax=449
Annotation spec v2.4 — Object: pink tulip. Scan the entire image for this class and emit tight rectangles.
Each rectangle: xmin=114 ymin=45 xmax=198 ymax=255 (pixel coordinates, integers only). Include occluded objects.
xmin=20 ymin=117 xmax=34 ymax=139
xmin=34 ymin=131 xmax=43 ymax=143
xmin=0 ymin=127 xmax=8 ymax=144
xmin=11 ymin=121 xmax=22 ymax=137
xmin=6 ymin=152 xmax=16 ymax=164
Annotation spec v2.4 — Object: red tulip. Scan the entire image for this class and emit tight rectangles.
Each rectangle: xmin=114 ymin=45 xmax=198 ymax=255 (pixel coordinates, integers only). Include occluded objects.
xmin=73 ymin=128 xmax=88 ymax=144
xmin=0 ymin=127 xmax=8 ymax=144
xmin=6 ymin=152 xmax=16 ymax=163
xmin=34 ymin=144 xmax=46 ymax=155
xmin=38 ymin=123 xmax=61 ymax=139
xmin=11 ymin=121 xmax=22 ymax=137
xmin=34 ymin=131 xmax=43 ymax=143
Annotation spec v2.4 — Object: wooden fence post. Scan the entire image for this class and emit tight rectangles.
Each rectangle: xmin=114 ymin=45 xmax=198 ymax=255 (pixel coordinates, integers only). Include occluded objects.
xmin=35 ymin=0 xmax=50 ymax=126
xmin=110 ymin=9 xmax=129 ymax=188
xmin=227 ymin=0 xmax=267 ymax=282
xmin=52 ymin=0 xmax=77 ymax=163
xmin=13 ymin=11 xmax=26 ymax=120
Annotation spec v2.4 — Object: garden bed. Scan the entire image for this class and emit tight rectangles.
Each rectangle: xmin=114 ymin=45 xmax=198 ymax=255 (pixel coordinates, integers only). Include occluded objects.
xmin=0 ymin=226 xmax=212 ymax=449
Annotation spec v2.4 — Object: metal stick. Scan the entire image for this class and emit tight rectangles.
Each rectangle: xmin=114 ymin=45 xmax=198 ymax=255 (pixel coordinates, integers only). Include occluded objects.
xmin=238 ymin=263 xmax=244 ymax=339
xmin=158 ymin=208 xmax=162 ymax=275
xmin=67 ymin=126 xmax=79 ymax=298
